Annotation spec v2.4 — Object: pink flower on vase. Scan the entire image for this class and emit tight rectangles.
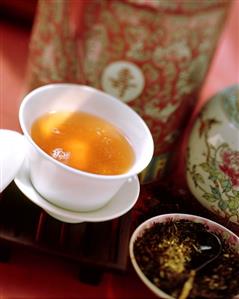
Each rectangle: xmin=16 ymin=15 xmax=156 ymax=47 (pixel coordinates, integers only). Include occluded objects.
xmin=219 ymin=149 xmax=239 ymax=188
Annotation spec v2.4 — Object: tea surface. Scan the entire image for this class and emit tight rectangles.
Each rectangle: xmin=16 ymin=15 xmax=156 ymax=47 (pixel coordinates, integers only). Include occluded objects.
xmin=31 ymin=111 xmax=135 ymax=175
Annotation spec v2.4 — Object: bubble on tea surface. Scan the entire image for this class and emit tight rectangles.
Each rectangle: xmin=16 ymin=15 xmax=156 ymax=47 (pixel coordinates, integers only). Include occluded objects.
xmin=52 ymin=127 xmax=62 ymax=135
xmin=51 ymin=148 xmax=70 ymax=162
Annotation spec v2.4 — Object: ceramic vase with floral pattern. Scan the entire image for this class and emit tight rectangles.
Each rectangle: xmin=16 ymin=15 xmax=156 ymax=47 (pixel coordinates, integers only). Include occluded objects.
xmin=187 ymin=85 xmax=239 ymax=226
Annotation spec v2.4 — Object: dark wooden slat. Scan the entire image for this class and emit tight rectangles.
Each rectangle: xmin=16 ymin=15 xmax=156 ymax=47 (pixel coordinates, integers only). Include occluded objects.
xmin=59 ymin=223 xmax=67 ymax=247
xmin=114 ymin=212 xmax=132 ymax=270
xmin=80 ymin=221 xmax=112 ymax=261
xmin=35 ymin=211 xmax=47 ymax=242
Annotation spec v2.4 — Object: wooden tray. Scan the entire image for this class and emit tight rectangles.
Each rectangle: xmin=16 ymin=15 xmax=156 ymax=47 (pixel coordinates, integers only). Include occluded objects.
xmin=0 ymin=182 xmax=133 ymax=284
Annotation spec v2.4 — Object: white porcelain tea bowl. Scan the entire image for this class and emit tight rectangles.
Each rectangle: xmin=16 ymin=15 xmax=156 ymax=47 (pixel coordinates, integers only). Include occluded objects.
xmin=129 ymin=213 xmax=239 ymax=299
xmin=1 ymin=84 xmax=154 ymax=213
xmin=20 ymin=84 xmax=154 ymax=212
xmin=186 ymin=85 xmax=239 ymax=226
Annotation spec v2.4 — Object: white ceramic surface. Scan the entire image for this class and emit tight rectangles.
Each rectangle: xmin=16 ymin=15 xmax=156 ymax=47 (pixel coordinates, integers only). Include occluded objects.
xmin=19 ymin=84 xmax=154 ymax=212
xmin=129 ymin=213 xmax=239 ymax=299
xmin=14 ymin=158 xmax=140 ymax=223
xmin=0 ymin=129 xmax=26 ymax=193
xmin=187 ymin=85 xmax=239 ymax=226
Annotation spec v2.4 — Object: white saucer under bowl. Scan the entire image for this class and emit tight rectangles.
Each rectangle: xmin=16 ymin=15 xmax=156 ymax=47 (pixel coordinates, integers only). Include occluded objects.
xmin=14 ymin=159 xmax=140 ymax=223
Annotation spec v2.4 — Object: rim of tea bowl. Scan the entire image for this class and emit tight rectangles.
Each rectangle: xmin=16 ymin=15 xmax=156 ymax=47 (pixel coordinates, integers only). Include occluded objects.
xmin=18 ymin=83 xmax=154 ymax=212
xmin=129 ymin=213 xmax=239 ymax=299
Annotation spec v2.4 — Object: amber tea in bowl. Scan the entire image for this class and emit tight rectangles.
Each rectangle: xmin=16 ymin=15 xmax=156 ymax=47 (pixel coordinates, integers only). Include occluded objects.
xmin=31 ymin=111 xmax=135 ymax=175
xmin=19 ymin=84 xmax=154 ymax=212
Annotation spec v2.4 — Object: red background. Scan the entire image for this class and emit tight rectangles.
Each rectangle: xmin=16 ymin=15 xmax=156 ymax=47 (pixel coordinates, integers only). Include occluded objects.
xmin=0 ymin=1 xmax=238 ymax=298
